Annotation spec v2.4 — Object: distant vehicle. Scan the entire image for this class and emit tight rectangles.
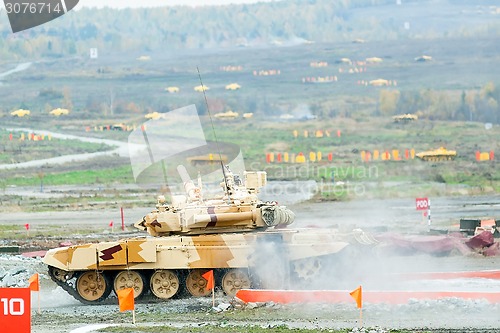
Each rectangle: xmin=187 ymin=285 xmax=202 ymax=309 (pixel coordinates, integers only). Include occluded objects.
xmin=186 ymin=153 xmax=228 ymax=166
xmin=11 ymin=109 xmax=30 ymax=117
xmin=415 ymin=55 xmax=432 ymax=62
xmin=225 ymin=83 xmax=241 ymax=90
xmin=194 ymin=85 xmax=209 ymax=92
xmin=369 ymin=78 xmax=389 ymax=86
xmin=416 ymin=147 xmax=457 ymax=161
xmin=50 ymin=108 xmax=70 ymax=116
xmin=214 ymin=110 xmax=239 ymax=119
xmin=111 ymin=123 xmax=127 ymax=131
xmin=145 ymin=112 xmax=162 ymax=120
xmin=338 ymin=57 xmax=352 ymax=64
xmin=393 ymin=114 xmax=418 ymax=123
xmin=365 ymin=57 xmax=383 ymax=64
xmin=165 ymin=86 xmax=180 ymax=93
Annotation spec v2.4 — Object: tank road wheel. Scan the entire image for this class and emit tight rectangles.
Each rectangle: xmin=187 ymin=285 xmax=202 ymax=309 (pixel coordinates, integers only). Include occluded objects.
xmin=114 ymin=270 xmax=147 ymax=299
xmin=76 ymin=271 xmax=111 ymax=303
xmin=150 ymin=270 xmax=180 ymax=300
xmin=293 ymin=257 xmax=322 ymax=281
xmin=222 ymin=269 xmax=251 ymax=297
xmin=186 ymin=269 xmax=212 ymax=297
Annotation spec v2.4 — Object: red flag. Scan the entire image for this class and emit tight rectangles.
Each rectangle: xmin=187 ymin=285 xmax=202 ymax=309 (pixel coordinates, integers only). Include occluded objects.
xmin=29 ymin=273 xmax=39 ymax=291
xmin=24 ymin=223 xmax=30 ymax=230
xmin=350 ymin=286 xmax=362 ymax=308
xmin=202 ymin=270 xmax=214 ymax=291
xmin=109 ymin=221 xmax=114 ymax=227
xmin=117 ymin=288 xmax=134 ymax=312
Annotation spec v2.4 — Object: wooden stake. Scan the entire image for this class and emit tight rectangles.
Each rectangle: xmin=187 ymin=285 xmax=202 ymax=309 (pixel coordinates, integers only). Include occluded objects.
xmin=132 ymin=309 xmax=136 ymax=324
xmin=121 ymin=207 xmax=125 ymax=231
xmin=211 ymin=287 xmax=215 ymax=308
xmin=359 ymin=308 xmax=363 ymax=328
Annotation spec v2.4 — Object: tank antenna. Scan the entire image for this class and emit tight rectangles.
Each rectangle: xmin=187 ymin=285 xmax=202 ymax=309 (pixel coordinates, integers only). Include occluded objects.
xmin=196 ymin=66 xmax=231 ymax=201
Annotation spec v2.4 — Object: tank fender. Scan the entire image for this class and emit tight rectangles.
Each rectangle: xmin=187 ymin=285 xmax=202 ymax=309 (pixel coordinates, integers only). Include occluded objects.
xmin=43 ymin=247 xmax=70 ymax=271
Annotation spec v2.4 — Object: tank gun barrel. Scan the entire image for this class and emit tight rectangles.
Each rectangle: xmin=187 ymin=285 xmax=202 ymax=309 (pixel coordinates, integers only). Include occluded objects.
xmin=177 ymin=165 xmax=201 ymax=201
xmin=193 ymin=211 xmax=256 ymax=224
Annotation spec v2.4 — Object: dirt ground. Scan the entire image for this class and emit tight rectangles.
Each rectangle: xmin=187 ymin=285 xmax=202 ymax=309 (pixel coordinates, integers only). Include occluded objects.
xmin=1 ymin=191 xmax=500 ymax=333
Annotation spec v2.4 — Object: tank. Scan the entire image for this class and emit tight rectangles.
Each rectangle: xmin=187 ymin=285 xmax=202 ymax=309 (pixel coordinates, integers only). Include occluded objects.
xmin=43 ymin=166 xmax=376 ymax=304
xmin=186 ymin=154 xmax=228 ymax=167
xmin=416 ymin=147 xmax=457 ymax=161
xmin=392 ymin=114 xmax=418 ymax=123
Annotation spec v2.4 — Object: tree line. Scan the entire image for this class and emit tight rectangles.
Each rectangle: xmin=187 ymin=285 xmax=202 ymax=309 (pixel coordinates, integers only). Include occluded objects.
xmin=376 ymin=82 xmax=500 ymax=124
xmin=1 ymin=0 xmax=499 ymax=59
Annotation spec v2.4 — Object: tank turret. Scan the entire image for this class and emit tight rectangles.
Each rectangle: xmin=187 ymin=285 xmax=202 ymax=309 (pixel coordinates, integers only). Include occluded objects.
xmin=134 ymin=166 xmax=295 ymax=236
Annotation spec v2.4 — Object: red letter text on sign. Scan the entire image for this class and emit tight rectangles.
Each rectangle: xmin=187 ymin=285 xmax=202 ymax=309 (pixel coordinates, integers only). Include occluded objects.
xmin=0 ymin=288 xmax=31 ymax=333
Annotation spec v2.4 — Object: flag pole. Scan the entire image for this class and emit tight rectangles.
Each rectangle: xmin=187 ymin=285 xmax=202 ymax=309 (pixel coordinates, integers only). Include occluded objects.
xmin=37 ymin=289 xmax=41 ymax=314
xmin=349 ymin=285 xmax=362 ymax=329
xmin=211 ymin=285 xmax=215 ymax=308
xmin=132 ymin=309 xmax=136 ymax=324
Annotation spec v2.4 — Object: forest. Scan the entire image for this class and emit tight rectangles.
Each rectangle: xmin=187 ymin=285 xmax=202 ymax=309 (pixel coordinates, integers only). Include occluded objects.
xmin=1 ymin=0 xmax=499 ymax=59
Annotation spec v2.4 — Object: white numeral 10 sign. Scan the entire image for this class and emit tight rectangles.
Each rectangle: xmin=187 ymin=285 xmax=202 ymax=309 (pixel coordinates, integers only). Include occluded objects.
xmin=0 ymin=288 xmax=31 ymax=332
xmin=1 ymin=297 xmax=25 ymax=316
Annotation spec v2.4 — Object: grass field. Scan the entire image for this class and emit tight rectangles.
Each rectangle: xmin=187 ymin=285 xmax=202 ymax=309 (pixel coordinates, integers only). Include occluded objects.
xmin=0 ymin=116 xmax=498 ymax=202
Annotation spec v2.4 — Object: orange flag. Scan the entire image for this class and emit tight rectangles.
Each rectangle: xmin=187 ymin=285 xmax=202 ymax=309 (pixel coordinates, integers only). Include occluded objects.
xmin=202 ymin=270 xmax=214 ymax=291
xmin=350 ymin=285 xmax=362 ymax=308
xmin=29 ymin=273 xmax=39 ymax=291
xmin=117 ymin=288 xmax=135 ymax=312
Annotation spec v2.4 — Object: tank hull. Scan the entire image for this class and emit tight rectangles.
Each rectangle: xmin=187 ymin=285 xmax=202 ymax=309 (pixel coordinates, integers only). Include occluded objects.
xmin=43 ymin=228 xmax=371 ymax=303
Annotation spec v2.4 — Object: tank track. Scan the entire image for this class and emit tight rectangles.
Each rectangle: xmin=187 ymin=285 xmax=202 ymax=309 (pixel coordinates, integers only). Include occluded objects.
xmin=47 ymin=263 xmax=316 ymax=305
xmin=47 ymin=266 xmax=219 ymax=304
xmin=48 ymin=267 xmax=90 ymax=304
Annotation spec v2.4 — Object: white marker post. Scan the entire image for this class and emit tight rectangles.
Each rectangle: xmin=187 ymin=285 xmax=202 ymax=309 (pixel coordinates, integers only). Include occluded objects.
xmin=415 ymin=197 xmax=430 ymax=231
xmin=427 ymin=198 xmax=431 ymax=231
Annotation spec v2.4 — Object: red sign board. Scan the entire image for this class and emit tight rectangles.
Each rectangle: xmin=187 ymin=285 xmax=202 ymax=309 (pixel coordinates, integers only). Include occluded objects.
xmin=415 ymin=197 xmax=429 ymax=211
xmin=0 ymin=288 xmax=31 ymax=333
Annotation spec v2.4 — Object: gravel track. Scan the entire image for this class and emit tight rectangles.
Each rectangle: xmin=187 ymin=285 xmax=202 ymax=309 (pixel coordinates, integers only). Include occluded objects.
xmin=1 ymin=193 xmax=499 ymax=332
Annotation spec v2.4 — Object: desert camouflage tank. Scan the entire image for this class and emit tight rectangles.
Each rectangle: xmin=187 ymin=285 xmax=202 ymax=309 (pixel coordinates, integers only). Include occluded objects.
xmin=416 ymin=147 xmax=457 ymax=161
xmin=43 ymin=166 xmax=376 ymax=304
xmin=392 ymin=113 xmax=418 ymax=123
